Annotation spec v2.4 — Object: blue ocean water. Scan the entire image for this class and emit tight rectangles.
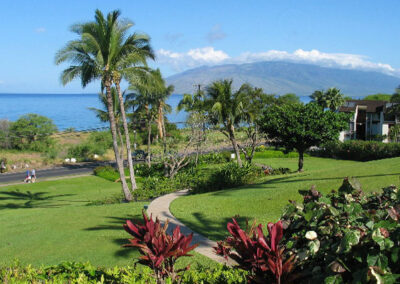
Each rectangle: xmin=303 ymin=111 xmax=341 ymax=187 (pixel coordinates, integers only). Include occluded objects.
xmin=0 ymin=93 xmax=187 ymax=131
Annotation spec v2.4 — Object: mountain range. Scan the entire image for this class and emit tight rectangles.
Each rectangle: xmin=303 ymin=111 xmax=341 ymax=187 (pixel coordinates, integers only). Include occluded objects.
xmin=166 ymin=61 xmax=400 ymax=96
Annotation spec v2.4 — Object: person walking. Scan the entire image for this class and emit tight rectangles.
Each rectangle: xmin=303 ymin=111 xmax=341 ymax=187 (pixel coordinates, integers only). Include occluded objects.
xmin=31 ymin=168 xmax=36 ymax=183
xmin=24 ymin=170 xmax=31 ymax=183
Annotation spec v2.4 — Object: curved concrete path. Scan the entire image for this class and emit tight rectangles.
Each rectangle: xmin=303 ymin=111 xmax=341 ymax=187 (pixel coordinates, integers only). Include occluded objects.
xmin=147 ymin=190 xmax=234 ymax=265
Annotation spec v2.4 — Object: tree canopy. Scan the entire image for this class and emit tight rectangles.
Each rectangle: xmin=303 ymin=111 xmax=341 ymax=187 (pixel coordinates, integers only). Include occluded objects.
xmin=310 ymin=87 xmax=345 ymax=111
xmin=363 ymin=93 xmax=392 ymax=101
xmin=258 ymin=103 xmax=349 ymax=171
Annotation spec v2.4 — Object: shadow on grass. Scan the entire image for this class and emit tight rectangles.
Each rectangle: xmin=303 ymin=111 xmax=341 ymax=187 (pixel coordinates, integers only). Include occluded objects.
xmin=84 ymin=215 xmax=142 ymax=259
xmin=0 ymin=190 xmax=76 ymax=210
xmin=178 ymin=212 xmax=251 ymax=241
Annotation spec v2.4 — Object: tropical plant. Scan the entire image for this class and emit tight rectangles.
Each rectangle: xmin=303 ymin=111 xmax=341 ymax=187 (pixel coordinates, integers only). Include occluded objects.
xmin=280 ymin=178 xmax=400 ymax=283
xmin=310 ymin=87 xmax=345 ymax=111
xmin=56 ymin=9 xmax=153 ymax=200
xmin=203 ymin=79 xmax=247 ymax=167
xmin=258 ymin=103 xmax=348 ymax=171
xmin=215 ymin=219 xmax=296 ymax=284
xmin=363 ymin=93 xmax=392 ymax=101
xmin=124 ymin=211 xmax=198 ymax=283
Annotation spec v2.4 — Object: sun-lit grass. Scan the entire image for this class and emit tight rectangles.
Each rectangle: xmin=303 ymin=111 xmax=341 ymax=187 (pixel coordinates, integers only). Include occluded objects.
xmin=0 ymin=176 xmax=214 ymax=268
xmin=170 ymin=156 xmax=400 ymax=241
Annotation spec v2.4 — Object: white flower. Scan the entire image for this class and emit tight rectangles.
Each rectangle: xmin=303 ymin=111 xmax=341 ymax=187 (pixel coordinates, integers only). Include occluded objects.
xmin=305 ymin=231 xmax=318 ymax=240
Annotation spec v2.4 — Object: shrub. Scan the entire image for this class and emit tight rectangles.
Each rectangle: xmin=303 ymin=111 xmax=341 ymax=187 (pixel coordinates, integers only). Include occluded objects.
xmin=311 ymin=140 xmax=400 ymax=161
xmin=215 ymin=219 xmax=296 ymax=284
xmin=93 ymin=165 xmax=119 ymax=182
xmin=197 ymin=152 xmax=228 ymax=164
xmin=133 ymin=176 xmax=176 ymax=200
xmin=279 ymin=178 xmax=400 ymax=283
xmin=192 ymin=162 xmax=263 ymax=193
xmin=0 ymin=261 xmax=247 ymax=283
xmin=124 ymin=211 xmax=198 ymax=282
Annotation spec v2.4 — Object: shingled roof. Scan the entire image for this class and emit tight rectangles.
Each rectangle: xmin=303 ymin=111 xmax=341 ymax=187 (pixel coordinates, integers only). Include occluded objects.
xmin=338 ymin=100 xmax=386 ymax=113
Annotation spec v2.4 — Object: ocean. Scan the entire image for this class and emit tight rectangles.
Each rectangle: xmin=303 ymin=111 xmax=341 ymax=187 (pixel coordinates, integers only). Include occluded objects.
xmin=0 ymin=93 xmax=187 ymax=131
xmin=0 ymin=93 xmax=311 ymax=131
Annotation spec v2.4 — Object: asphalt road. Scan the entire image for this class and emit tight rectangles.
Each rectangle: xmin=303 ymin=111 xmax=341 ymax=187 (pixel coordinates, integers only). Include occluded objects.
xmin=0 ymin=163 xmax=103 ymax=184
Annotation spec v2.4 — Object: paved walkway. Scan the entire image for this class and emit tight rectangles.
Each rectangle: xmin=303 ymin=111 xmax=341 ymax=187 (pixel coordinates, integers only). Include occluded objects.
xmin=147 ymin=190 xmax=235 ymax=265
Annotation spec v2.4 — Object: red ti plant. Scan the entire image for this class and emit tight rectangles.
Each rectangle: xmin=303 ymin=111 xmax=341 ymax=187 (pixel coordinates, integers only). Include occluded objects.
xmin=124 ymin=211 xmax=198 ymax=283
xmin=215 ymin=219 xmax=295 ymax=284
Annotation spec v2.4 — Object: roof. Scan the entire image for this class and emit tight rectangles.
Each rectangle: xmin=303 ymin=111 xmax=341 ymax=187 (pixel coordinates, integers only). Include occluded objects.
xmin=338 ymin=100 xmax=387 ymax=113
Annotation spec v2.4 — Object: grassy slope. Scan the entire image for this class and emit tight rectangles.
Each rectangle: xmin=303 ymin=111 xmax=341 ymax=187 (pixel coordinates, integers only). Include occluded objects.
xmin=170 ymin=156 xmax=400 ymax=241
xmin=0 ymin=176 xmax=212 ymax=267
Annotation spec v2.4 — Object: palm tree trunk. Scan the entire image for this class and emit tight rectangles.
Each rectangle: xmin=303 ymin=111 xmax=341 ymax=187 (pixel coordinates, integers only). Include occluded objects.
xmin=116 ymin=125 xmax=124 ymax=161
xmin=147 ymin=117 xmax=152 ymax=168
xmin=229 ymin=124 xmax=243 ymax=167
xmin=157 ymin=104 xmax=163 ymax=140
xmin=161 ymin=110 xmax=167 ymax=156
xmin=105 ymin=83 xmax=133 ymax=202
xmin=115 ymin=82 xmax=137 ymax=191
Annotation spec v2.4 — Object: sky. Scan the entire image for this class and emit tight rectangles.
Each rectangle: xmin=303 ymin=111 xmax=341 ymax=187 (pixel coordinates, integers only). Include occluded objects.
xmin=0 ymin=0 xmax=399 ymax=93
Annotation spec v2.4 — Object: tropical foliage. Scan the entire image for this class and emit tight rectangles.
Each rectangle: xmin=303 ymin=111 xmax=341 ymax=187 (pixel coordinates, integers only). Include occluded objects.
xmin=310 ymin=87 xmax=345 ymax=111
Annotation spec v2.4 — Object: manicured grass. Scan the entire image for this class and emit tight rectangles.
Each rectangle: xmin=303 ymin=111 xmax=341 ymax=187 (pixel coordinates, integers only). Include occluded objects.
xmin=0 ymin=176 xmax=214 ymax=268
xmin=170 ymin=156 xmax=400 ymax=241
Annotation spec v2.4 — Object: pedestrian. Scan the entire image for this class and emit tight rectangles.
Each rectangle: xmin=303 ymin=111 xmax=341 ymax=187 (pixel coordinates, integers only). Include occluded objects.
xmin=24 ymin=170 xmax=31 ymax=183
xmin=31 ymin=168 xmax=36 ymax=183
xmin=0 ymin=160 xmax=6 ymax=173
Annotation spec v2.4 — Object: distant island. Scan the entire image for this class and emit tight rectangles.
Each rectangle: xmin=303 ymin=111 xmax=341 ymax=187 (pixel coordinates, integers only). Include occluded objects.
xmin=167 ymin=61 xmax=400 ymax=96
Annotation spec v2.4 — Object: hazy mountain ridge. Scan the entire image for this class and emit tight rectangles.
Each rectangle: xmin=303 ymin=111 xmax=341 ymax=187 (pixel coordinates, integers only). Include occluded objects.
xmin=166 ymin=61 xmax=400 ymax=96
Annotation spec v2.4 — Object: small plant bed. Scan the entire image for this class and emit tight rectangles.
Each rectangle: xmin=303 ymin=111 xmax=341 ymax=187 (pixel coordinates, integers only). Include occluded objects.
xmin=215 ymin=178 xmax=400 ymax=283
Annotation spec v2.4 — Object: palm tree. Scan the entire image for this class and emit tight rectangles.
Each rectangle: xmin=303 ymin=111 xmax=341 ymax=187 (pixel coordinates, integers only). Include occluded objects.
xmin=205 ymin=79 xmax=245 ymax=167
xmin=310 ymin=88 xmax=345 ymax=111
xmin=55 ymin=10 xmax=135 ymax=201
xmin=88 ymin=88 xmax=125 ymax=160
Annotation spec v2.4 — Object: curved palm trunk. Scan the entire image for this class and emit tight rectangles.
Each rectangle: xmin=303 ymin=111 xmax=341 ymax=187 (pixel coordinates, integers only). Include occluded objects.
xmin=105 ymin=84 xmax=133 ymax=201
xmin=116 ymin=126 xmax=124 ymax=161
xmin=115 ymin=82 xmax=137 ymax=191
xmin=229 ymin=124 xmax=243 ymax=167
xmin=157 ymin=104 xmax=164 ymax=140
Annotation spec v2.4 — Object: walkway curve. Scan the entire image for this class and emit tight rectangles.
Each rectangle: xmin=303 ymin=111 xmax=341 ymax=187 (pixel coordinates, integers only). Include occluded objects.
xmin=147 ymin=190 xmax=235 ymax=265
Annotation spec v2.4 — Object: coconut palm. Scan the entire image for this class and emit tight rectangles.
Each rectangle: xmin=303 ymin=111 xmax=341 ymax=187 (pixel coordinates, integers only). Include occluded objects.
xmin=55 ymin=10 xmax=138 ymax=201
xmin=205 ymin=79 xmax=246 ymax=167
xmin=310 ymin=88 xmax=345 ymax=111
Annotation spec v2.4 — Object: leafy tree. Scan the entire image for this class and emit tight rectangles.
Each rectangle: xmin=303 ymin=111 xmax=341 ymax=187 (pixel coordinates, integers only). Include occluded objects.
xmin=363 ymin=93 xmax=392 ymax=101
xmin=55 ymin=10 xmax=142 ymax=201
xmin=258 ymin=103 xmax=348 ymax=172
xmin=10 ymin=114 xmax=57 ymax=151
xmin=310 ymin=87 xmax=345 ymax=111
xmin=276 ymin=93 xmax=301 ymax=105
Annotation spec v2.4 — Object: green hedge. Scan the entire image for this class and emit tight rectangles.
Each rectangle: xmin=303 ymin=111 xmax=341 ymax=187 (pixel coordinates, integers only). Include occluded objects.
xmin=0 ymin=261 xmax=247 ymax=283
xmin=311 ymin=140 xmax=400 ymax=161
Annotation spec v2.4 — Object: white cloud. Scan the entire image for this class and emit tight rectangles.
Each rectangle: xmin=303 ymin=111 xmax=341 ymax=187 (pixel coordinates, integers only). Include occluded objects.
xmin=206 ymin=24 xmax=226 ymax=43
xmin=157 ymin=47 xmax=230 ymax=71
xmin=35 ymin=27 xmax=46 ymax=33
xmin=157 ymin=47 xmax=399 ymax=76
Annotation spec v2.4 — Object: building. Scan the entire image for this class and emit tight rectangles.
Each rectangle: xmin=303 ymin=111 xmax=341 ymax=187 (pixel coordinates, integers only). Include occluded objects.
xmin=338 ymin=100 xmax=398 ymax=143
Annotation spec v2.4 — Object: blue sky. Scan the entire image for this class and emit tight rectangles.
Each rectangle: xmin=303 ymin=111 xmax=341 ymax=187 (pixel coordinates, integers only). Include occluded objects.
xmin=0 ymin=0 xmax=399 ymax=93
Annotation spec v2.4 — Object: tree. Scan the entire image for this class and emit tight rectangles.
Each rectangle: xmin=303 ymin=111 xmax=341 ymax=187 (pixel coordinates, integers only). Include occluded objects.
xmin=204 ymin=79 xmax=246 ymax=167
xmin=276 ymin=93 xmax=301 ymax=105
xmin=258 ymin=103 xmax=348 ymax=172
xmin=10 ymin=114 xmax=57 ymax=151
xmin=55 ymin=10 xmax=135 ymax=201
xmin=235 ymin=84 xmax=274 ymax=163
xmin=310 ymin=87 xmax=345 ymax=111
xmin=363 ymin=93 xmax=392 ymax=101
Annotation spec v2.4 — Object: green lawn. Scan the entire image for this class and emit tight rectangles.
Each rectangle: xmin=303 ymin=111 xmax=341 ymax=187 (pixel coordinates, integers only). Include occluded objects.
xmin=0 ymin=176 xmax=213 ymax=268
xmin=170 ymin=156 xmax=400 ymax=241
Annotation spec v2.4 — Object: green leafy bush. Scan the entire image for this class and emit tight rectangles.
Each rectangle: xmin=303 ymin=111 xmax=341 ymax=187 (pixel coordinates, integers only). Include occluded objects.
xmin=279 ymin=178 xmax=400 ymax=283
xmin=311 ymin=140 xmax=400 ymax=161
xmin=0 ymin=261 xmax=247 ymax=283
xmin=197 ymin=152 xmax=230 ymax=164
xmin=93 ymin=165 xmax=119 ymax=181
xmin=192 ymin=162 xmax=263 ymax=193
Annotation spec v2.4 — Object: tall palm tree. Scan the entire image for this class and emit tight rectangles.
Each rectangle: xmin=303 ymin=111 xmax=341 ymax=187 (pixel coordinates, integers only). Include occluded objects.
xmin=310 ymin=88 xmax=345 ymax=111
xmin=205 ymin=79 xmax=245 ymax=167
xmin=88 ymin=88 xmax=125 ymax=160
xmin=55 ymin=10 xmax=136 ymax=201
